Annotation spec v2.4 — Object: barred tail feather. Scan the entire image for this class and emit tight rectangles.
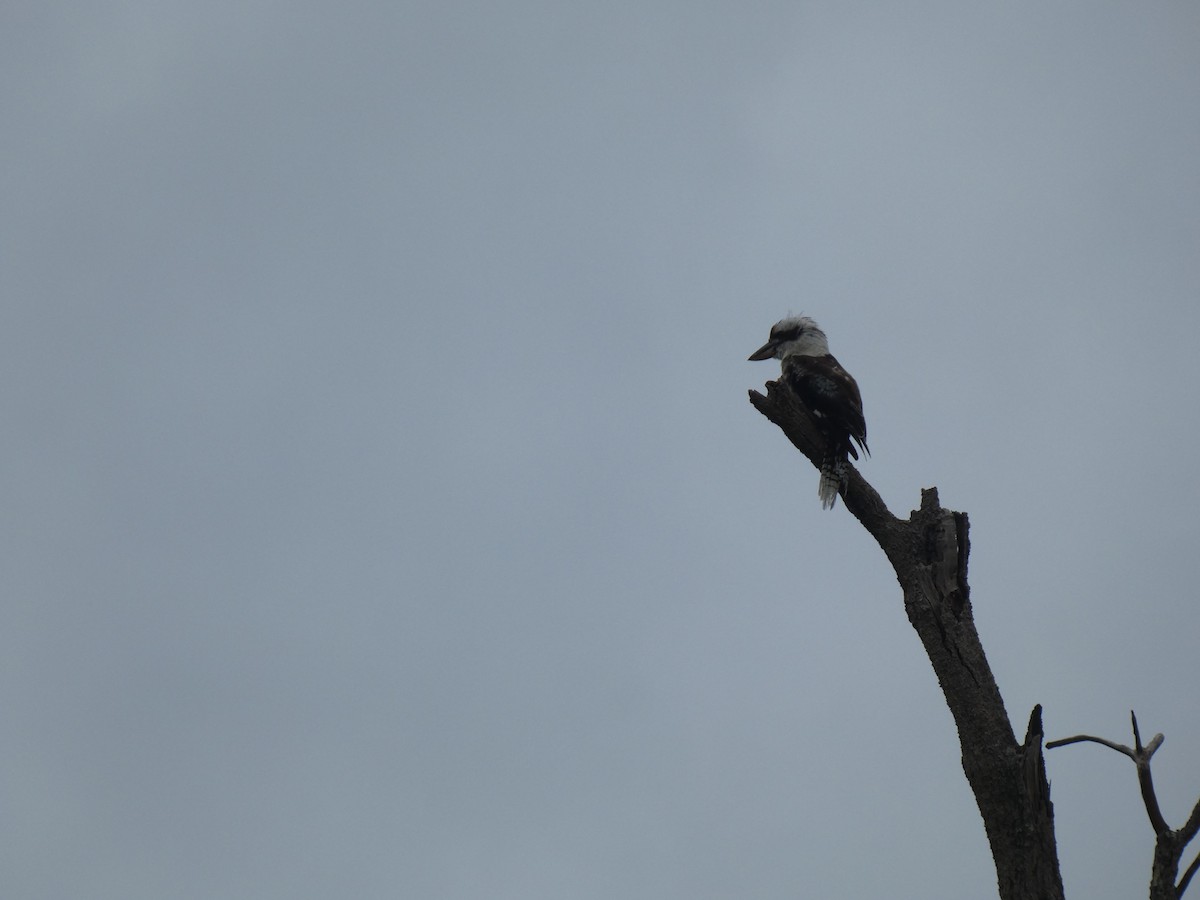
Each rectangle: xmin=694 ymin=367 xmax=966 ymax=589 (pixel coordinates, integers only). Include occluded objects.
xmin=818 ymin=456 xmax=848 ymax=510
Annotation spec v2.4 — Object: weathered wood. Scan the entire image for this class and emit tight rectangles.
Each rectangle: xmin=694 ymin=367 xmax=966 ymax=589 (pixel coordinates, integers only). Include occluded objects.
xmin=750 ymin=379 xmax=1064 ymax=900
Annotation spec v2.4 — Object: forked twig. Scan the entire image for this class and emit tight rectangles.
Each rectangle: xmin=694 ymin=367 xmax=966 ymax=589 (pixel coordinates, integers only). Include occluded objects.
xmin=1048 ymin=711 xmax=1199 ymax=900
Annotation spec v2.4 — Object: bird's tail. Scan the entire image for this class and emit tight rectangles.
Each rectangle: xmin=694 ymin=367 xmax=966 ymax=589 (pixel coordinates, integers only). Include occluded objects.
xmin=818 ymin=455 xmax=848 ymax=510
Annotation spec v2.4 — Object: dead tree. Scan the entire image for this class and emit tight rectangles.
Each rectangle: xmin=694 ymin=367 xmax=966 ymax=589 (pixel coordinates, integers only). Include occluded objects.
xmin=750 ymin=377 xmax=1063 ymax=900
xmin=751 ymin=376 xmax=1200 ymax=899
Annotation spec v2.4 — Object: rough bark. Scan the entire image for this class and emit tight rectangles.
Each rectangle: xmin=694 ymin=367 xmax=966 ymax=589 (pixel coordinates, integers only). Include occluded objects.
xmin=750 ymin=378 xmax=1064 ymax=900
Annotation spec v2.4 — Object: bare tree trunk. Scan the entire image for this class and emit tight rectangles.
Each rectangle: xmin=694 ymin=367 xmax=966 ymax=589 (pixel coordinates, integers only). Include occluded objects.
xmin=750 ymin=380 xmax=1064 ymax=900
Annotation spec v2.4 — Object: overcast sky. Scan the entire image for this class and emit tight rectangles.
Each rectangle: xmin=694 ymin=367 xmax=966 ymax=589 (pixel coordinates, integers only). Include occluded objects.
xmin=4 ymin=2 xmax=1199 ymax=898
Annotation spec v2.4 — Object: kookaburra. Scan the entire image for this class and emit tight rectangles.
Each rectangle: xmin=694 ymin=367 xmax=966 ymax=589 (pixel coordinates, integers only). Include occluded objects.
xmin=749 ymin=316 xmax=869 ymax=509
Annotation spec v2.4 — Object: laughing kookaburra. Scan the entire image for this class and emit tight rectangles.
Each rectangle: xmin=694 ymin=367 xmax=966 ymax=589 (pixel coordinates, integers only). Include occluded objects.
xmin=749 ymin=316 xmax=869 ymax=509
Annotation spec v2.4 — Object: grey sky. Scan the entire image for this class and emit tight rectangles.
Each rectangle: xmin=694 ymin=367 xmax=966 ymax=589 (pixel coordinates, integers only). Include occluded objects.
xmin=3 ymin=2 xmax=1199 ymax=898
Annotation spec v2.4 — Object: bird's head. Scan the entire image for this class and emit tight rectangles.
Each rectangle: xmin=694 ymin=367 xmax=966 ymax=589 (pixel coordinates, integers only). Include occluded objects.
xmin=748 ymin=315 xmax=830 ymax=361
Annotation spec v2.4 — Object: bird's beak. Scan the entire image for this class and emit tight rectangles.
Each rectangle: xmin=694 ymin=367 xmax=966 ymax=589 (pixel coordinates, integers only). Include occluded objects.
xmin=748 ymin=340 xmax=777 ymax=361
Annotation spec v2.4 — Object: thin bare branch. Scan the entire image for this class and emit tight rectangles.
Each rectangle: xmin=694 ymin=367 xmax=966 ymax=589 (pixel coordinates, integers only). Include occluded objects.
xmin=1045 ymin=734 xmax=1136 ymax=759
xmin=1137 ymin=746 xmax=1170 ymax=837
xmin=1048 ymin=718 xmax=1171 ymax=836
xmin=1180 ymin=795 xmax=1200 ymax=846
xmin=1048 ymin=713 xmax=1195 ymax=898
xmin=1175 ymin=798 xmax=1200 ymax=899
xmin=1179 ymin=848 xmax=1200 ymax=899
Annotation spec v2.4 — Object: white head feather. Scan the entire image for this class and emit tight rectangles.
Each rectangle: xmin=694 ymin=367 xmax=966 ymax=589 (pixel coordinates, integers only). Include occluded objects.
xmin=762 ymin=315 xmax=830 ymax=358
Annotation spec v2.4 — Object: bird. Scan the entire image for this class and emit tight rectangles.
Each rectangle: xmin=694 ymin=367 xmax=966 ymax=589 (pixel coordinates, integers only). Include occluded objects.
xmin=749 ymin=316 xmax=869 ymax=509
